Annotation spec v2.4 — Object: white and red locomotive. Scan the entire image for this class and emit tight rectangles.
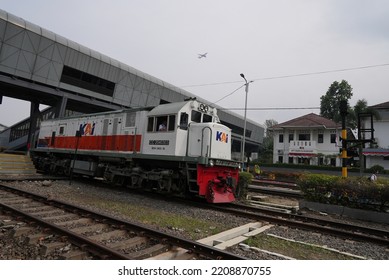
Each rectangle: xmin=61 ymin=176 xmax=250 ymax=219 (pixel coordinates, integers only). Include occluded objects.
xmin=31 ymin=99 xmax=240 ymax=203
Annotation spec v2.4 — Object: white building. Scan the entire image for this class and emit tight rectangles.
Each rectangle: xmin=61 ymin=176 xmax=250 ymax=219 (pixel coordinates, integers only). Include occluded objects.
xmin=362 ymin=101 xmax=389 ymax=170
xmin=269 ymin=113 xmax=342 ymax=166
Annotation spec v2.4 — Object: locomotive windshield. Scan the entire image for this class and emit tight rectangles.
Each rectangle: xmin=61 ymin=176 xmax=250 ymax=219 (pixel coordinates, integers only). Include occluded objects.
xmin=191 ymin=110 xmax=213 ymax=123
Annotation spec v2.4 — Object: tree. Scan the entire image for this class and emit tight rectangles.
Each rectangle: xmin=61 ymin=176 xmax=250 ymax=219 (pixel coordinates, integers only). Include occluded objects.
xmin=264 ymin=119 xmax=278 ymax=138
xmin=345 ymin=99 xmax=380 ymax=130
xmin=320 ymin=80 xmax=353 ymax=124
xmin=352 ymin=99 xmax=380 ymax=120
xmin=258 ymin=119 xmax=278 ymax=163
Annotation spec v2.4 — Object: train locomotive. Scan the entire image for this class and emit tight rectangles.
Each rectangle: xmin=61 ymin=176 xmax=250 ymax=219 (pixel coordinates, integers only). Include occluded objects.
xmin=31 ymin=99 xmax=240 ymax=203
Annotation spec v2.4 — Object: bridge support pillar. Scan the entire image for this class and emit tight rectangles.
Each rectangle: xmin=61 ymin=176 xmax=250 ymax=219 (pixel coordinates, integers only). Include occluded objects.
xmin=27 ymin=102 xmax=41 ymax=152
xmin=55 ymin=95 xmax=68 ymax=118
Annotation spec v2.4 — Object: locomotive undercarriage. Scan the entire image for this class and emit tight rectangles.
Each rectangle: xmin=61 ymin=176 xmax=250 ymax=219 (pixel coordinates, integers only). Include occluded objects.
xmin=32 ymin=152 xmax=192 ymax=198
xmin=103 ymin=161 xmax=186 ymax=196
xmin=31 ymin=150 xmax=238 ymax=203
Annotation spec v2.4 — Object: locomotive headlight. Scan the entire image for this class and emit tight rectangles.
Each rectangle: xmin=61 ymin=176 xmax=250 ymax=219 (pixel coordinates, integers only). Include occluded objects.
xmin=209 ymin=160 xmax=214 ymax=167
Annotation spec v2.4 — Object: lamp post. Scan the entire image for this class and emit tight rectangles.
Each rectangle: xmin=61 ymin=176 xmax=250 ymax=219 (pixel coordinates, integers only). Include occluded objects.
xmin=240 ymin=73 xmax=249 ymax=168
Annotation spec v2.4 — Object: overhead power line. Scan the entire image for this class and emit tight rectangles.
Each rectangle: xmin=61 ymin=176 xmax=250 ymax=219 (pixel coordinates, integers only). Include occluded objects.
xmin=181 ymin=62 xmax=389 ymax=88
xmin=219 ymin=107 xmax=320 ymax=111
xmin=209 ymin=84 xmax=245 ymax=106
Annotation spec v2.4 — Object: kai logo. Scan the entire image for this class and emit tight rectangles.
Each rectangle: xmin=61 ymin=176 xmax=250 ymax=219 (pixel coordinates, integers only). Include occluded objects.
xmin=79 ymin=122 xmax=95 ymax=136
xmin=216 ymin=131 xmax=228 ymax=143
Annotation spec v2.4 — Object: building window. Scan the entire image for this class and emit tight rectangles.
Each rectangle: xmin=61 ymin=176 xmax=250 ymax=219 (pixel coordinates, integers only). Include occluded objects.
xmin=289 ymin=134 xmax=294 ymax=142
xmin=298 ymin=133 xmax=310 ymax=141
xmin=60 ymin=66 xmax=115 ymax=97
xmin=278 ymin=156 xmax=283 ymax=163
xmin=298 ymin=157 xmax=311 ymax=165
xmin=318 ymin=133 xmax=323 ymax=143
xmin=330 ymin=133 xmax=337 ymax=143
xmin=288 ymin=157 xmax=293 ymax=164
xmin=279 ymin=134 xmax=284 ymax=143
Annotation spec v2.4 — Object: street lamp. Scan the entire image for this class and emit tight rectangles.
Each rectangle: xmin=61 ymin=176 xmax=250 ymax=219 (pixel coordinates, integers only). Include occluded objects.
xmin=240 ymin=73 xmax=249 ymax=168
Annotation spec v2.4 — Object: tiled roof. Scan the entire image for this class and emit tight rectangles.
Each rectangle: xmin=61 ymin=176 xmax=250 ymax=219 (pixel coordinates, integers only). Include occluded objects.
xmin=270 ymin=113 xmax=340 ymax=130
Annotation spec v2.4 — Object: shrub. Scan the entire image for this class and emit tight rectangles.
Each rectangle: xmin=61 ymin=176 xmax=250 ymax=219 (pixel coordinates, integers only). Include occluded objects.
xmin=367 ymin=164 xmax=385 ymax=174
xmin=298 ymin=174 xmax=389 ymax=211
xmin=236 ymin=172 xmax=253 ymax=200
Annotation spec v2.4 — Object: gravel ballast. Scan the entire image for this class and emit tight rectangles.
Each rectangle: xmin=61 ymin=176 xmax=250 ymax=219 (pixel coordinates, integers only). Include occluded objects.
xmin=1 ymin=177 xmax=388 ymax=260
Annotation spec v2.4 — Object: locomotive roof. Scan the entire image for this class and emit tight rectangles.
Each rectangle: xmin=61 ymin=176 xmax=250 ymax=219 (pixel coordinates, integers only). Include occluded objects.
xmin=147 ymin=100 xmax=216 ymax=117
xmin=147 ymin=101 xmax=190 ymax=116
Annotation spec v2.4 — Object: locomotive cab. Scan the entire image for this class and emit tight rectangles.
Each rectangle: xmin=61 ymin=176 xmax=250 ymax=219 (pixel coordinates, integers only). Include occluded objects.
xmin=142 ymin=99 xmax=239 ymax=203
xmin=143 ymin=99 xmax=221 ymax=157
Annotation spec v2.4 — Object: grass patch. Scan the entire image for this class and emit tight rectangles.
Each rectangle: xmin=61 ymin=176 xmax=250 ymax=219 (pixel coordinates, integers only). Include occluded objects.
xmin=72 ymin=195 xmax=228 ymax=240
xmin=244 ymin=235 xmax=357 ymax=260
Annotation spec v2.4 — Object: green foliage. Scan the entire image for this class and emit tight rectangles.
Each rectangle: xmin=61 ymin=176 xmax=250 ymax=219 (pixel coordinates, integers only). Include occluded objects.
xmin=298 ymin=174 xmax=389 ymax=211
xmin=320 ymin=80 xmax=353 ymax=126
xmin=236 ymin=172 xmax=253 ymax=200
xmin=367 ymin=165 xmax=385 ymax=174
xmin=257 ymin=119 xmax=278 ymax=164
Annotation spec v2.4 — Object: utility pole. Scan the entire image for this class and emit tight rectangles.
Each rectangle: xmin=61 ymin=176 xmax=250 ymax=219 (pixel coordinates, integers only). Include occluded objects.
xmin=69 ymin=130 xmax=82 ymax=185
xmin=339 ymin=100 xmax=348 ymax=178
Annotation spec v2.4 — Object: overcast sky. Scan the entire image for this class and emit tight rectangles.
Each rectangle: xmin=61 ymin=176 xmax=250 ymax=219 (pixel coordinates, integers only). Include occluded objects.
xmin=1 ymin=0 xmax=389 ymax=128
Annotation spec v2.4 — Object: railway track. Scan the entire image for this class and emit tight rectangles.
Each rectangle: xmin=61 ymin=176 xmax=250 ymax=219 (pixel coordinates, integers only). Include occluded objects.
xmin=248 ymin=185 xmax=303 ymax=198
xmin=249 ymin=178 xmax=302 ymax=198
xmin=210 ymin=203 xmax=389 ymax=247
xmin=0 ymin=183 xmax=245 ymax=260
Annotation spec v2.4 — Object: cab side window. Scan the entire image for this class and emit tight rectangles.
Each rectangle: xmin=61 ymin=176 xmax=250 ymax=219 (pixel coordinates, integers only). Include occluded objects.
xmin=157 ymin=116 xmax=168 ymax=131
xmin=168 ymin=115 xmax=176 ymax=131
xmin=180 ymin=112 xmax=188 ymax=130
xmin=148 ymin=115 xmax=176 ymax=132
xmin=147 ymin=117 xmax=154 ymax=132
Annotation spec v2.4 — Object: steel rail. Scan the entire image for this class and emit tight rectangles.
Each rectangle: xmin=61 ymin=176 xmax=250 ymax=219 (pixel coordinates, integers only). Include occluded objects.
xmin=211 ymin=204 xmax=389 ymax=246
xmin=0 ymin=183 xmax=245 ymax=260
